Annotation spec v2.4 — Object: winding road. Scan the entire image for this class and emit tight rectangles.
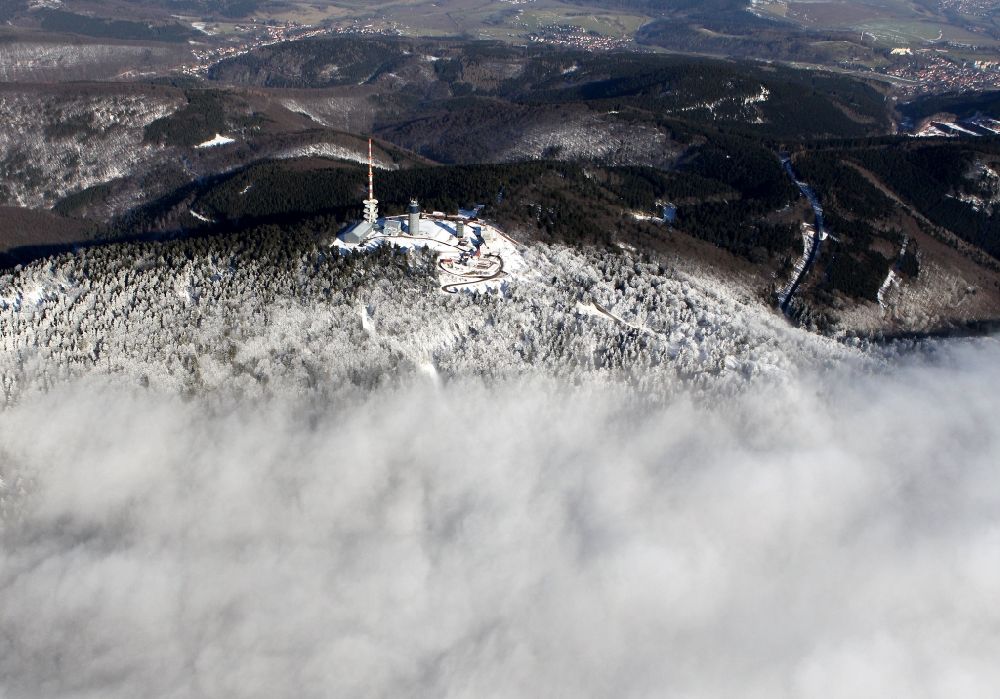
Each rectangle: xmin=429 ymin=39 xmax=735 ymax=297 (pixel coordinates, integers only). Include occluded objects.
xmin=438 ymin=255 xmax=506 ymax=293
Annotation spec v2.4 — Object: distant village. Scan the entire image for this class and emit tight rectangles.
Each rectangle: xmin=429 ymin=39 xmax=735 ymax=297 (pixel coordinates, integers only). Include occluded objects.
xmin=179 ymin=19 xmax=404 ymax=78
xmin=884 ymin=49 xmax=1000 ymax=96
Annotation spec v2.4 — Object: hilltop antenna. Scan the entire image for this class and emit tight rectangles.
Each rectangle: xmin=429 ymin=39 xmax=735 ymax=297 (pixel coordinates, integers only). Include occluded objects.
xmin=363 ymin=137 xmax=379 ymax=224
xmin=368 ymin=138 xmax=374 ymax=201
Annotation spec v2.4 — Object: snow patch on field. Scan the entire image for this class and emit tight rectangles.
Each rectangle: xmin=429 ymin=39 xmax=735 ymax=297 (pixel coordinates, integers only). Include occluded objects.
xmin=948 ymin=191 xmax=988 ymax=212
xmin=913 ymin=122 xmax=954 ymax=138
xmin=194 ymin=133 xmax=235 ymax=148
xmin=945 ymin=122 xmax=980 ymax=136
xmin=970 ymin=117 xmax=1000 ymax=135
xmin=189 ymin=210 xmax=215 ymax=223
xmin=279 ymin=96 xmax=371 ymax=132
xmin=912 ymin=119 xmax=997 ymax=138
xmin=675 ymin=85 xmax=770 ymax=122
xmin=877 ymin=270 xmax=898 ymax=308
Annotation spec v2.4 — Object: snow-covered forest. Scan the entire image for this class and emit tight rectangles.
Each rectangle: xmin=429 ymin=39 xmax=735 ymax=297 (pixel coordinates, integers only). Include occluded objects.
xmin=0 ymin=89 xmax=182 ymax=208
xmin=0 ymin=228 xmax=865 ymax=405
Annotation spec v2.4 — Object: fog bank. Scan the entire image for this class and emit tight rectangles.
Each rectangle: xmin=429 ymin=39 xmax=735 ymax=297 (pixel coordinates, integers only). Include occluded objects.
xmin=2 ymin=338 xmax=999 ymax=698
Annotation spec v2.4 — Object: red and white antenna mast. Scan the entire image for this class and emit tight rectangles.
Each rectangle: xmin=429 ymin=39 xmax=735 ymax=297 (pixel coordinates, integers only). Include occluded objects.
xmin=368 ymin=138 xmax=374 ymax=200
xmin=363 ymin=137 xmax=379 ymax=224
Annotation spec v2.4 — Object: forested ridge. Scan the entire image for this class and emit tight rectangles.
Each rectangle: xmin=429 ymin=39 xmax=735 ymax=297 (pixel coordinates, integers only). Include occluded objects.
xmin=37 ymin=8 xmax=196 ymax=43
xmin=796 ymin=141 xmax=1000 ymax=261
xmin=208 ymin=36 xmax=892 ymax=142
xmin=94 ymin=141 xmax=799 ymax=266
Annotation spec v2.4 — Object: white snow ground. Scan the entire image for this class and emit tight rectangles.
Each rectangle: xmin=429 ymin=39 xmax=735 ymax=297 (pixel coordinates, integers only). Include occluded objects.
xmin=0 ymin=42 xmax=176 ymax=82
xmin=500 ymin=115 xmax=675 ymax=167
xmin=777 ymin=223 xmax=820 ymax=308
xmin=189 ymin=209 xmax=215 ymax=223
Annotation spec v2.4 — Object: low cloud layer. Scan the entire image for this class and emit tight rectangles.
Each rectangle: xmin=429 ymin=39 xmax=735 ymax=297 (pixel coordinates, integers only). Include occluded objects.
xmin=2 ymin=338 xmax=1000 ymax=698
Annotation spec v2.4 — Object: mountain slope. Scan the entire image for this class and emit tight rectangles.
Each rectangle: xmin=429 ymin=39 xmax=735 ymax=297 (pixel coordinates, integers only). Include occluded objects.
xmin=0 ymin=225 xmax=857 ymax=403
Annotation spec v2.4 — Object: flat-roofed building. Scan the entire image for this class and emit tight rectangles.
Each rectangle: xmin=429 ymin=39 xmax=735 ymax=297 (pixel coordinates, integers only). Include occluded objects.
xmin=342 ymin=221 xmax=372 ymax=245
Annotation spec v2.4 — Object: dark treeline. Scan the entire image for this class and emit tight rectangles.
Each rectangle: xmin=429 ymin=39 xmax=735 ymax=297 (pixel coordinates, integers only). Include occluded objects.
xmin=852 ymin=146 xmax=1000 ymax=260
xmin=513 ymin=54 xmax=887 ymax=139
xmin=601 ymin=167 xmax=734 ymax=208
xmin=791 ymin=151 xmax=907 ymax=300
xmin=794 ymin=152 xmax=896 ymax=220
xmin=207 ymin=36 xmax=432 ymax=88
xmin=823 ymin=247 xmax=891 ymax=301
xmin=37 ymin=9 xmax=195 ymax=42
xmin=900 ymin=90 xmax=1000 ymax=122
xmin=786 ymin=139 xmax=1000 ymax=299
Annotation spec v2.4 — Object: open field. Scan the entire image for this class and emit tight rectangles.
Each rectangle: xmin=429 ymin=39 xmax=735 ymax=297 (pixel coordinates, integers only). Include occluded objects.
xmin=755 ymin=0 xmax=1000 ymax=48
xmin=235 ymin=0 xmax=650 ymax=40
xmin=859 ymin=19 xmax=998 ymax=46
xmin=512 ymin=9 xmax=647 ymax=36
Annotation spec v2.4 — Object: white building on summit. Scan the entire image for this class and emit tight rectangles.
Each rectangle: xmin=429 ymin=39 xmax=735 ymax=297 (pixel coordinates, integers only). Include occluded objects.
xmin=335 ymin=138 xmax=526 ymax=293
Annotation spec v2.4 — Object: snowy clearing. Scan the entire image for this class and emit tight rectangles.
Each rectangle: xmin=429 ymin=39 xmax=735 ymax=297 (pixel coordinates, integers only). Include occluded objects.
xmin=195 ymin=134 xmax=236 ymax=149
xmin=189 ymin=210 xmax=215 ymax=224
xmin=274 ymin=143 xmax=396 ymax=169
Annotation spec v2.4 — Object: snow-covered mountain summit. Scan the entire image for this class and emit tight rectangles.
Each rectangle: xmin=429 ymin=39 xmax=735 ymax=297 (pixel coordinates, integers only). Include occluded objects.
xmin=0 ymin=229 xmax=863 ymax=404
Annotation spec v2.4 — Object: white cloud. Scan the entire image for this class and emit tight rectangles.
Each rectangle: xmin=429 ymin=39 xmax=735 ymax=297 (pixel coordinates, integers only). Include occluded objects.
xmin=1 ymin=337 xmax=999 ymax=698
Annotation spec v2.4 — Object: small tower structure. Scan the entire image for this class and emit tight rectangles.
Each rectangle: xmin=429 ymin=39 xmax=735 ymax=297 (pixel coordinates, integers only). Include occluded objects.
xmin=363 ymin=138 xmax=379 ymax=225
xmin=407 ymin=199 xmax=421 ymax=236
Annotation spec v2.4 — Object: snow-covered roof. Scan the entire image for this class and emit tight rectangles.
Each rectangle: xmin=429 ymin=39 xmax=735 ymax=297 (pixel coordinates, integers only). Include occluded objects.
xmin=342 ymin=221 xmax=372 ymax=244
